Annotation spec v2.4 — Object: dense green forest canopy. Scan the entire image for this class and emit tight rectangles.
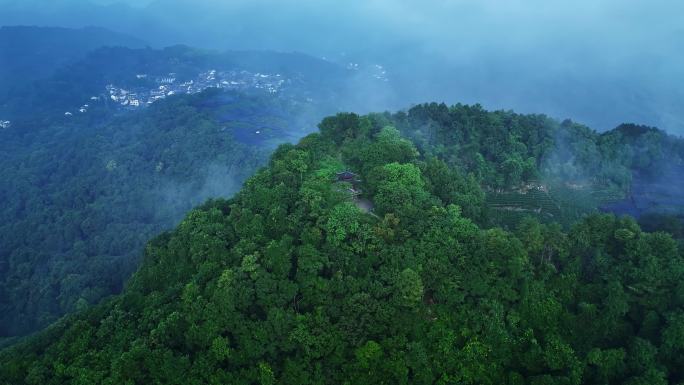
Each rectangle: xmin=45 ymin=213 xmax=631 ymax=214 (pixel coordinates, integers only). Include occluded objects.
xmin=2 ymin=110 xmax=683 ymax=384
xmin=0 ymin=89 xmax=310 ymax=340
xmin=0 ymin=35 xmax=370 ymax=340
xmin=388 ymin=104 xmax=684 ymax=229
xmin=393 ymin=104 xmax=683 ymax=189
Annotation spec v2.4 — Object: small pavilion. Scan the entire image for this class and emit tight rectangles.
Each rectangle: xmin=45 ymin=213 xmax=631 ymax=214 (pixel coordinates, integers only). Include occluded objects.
xmin=336 ymin=171 xmax=359 ymax=183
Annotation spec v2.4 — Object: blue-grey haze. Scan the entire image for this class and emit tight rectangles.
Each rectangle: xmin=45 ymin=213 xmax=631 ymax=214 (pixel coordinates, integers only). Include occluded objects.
xmin=1 ymin=0 xmax=683 ymax=133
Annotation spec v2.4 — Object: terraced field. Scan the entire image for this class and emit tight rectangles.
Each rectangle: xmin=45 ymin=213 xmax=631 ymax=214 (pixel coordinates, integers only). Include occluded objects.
xmin=487 ymin=182 xmax=626 ymax=228
xmin=487 ymin=188 xmax=558 ymax=228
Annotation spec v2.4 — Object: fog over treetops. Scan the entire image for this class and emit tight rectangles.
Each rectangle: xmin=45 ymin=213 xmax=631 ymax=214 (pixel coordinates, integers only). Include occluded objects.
xmin=4 ymin=2 xmax=684 ymax=382
xmin=1 ymin=0 xmax=682 ymax=134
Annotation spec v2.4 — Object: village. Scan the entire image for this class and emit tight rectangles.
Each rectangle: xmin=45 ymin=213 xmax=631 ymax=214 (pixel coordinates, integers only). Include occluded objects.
xmin=64 ymin=69 xmax=289 ymax=116
xmin=0 ymin=120 xmax=10 ymax=129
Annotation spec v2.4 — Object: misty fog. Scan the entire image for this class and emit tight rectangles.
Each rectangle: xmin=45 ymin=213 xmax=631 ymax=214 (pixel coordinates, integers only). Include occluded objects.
xmin=4 ymin=1 xmax=684 ymax=370
xmin=1 ymin=0 xmax=683 ymax=134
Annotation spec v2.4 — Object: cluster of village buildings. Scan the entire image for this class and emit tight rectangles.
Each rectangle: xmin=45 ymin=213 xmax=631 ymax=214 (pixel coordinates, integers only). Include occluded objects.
xmin=106 ymin=69 xmax=287 ymax=109
xmin=64 ymin=69 xmax=288 ymax=116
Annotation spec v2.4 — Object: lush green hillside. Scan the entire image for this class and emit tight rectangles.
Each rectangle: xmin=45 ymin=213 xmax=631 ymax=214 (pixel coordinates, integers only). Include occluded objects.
xmin=388 ymin=103 xmax=684 ymax=228
xmin=1 ymin=112 xmax=683 ymax=384
xmin=0 ymin=89 xmax=310 ymax=340
xmin=0 ymin=38 xmax=366 ymax=340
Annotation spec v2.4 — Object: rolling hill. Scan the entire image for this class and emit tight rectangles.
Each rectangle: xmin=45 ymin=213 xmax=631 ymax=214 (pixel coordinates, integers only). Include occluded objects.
xmin=1 ymin=111 xmax=682 ymax=384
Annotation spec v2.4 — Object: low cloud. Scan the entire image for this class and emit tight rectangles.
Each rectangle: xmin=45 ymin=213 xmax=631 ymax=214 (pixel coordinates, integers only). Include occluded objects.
xmin=1 ymin=0 xmax=683 ymax=133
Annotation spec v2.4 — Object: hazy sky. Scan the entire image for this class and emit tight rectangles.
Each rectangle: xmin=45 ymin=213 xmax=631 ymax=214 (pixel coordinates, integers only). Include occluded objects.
xmin=4 ymin=0 xmax=682 ymax=56
xmin=1 ymin=0 xmax=683 ymax=133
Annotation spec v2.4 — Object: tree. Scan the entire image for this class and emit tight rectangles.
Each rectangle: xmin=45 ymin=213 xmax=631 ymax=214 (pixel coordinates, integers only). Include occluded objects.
xmin=370 ymin=162 xmax=432 ymax=221
xmin=395 ymin=268 xmax=424 ymax=308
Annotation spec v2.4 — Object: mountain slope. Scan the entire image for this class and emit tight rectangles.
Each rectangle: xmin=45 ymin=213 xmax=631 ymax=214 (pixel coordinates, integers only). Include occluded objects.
xmin=0 ymin=26 xmax=146 ymax=93
xmin=0 ymin=89 xmax=305 ymax=339
xmin=389 ymin=103 xmax=684 ymax=228
xmin=1 ymin=112 xmax=683 ymax=384
xmin=0 ymin=43 xmax=382 ymax=122
xmin=0 ymin=39 xmax=390 ymax=340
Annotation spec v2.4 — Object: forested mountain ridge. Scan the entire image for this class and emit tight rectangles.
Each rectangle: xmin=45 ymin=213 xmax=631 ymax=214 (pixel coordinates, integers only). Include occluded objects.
xmin=0 ymin=89 xmax=308 ymax=340
xmin=389 ymin=103 xmax=684 ymax=229
xmin=1 ymin=111 xmax=683 ymax=384
xmin=0 ymin=42 xmax=377 ymax=122
xmin=0 ymin=38 xmax=378 ymax=340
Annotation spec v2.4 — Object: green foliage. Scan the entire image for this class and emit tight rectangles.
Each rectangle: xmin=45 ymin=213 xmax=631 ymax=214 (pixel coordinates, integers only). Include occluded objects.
xmin=0 ymin=91 xmax=293 ymax=337
xmin=1 ymin=108 xmax=684 ymax=385
xmin=395 ymin=268 xmax=424 ymax=308
xmin=389 ymin=103 xmax=684 ymax=230
xmin=371 ymin=162 xmax=430 ymax=215
xmin=325 ymin=203 xmax=362 ymax=246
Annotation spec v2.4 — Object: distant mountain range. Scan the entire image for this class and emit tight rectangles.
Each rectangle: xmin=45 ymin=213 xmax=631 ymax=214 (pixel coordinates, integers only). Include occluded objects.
xmin=0 ymin=25 xmax=374 ymax=340
xmin=0 ymin=26 xmax=393 ymax=123
xmin=0 ymin=26 xmax=147 ymax=92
